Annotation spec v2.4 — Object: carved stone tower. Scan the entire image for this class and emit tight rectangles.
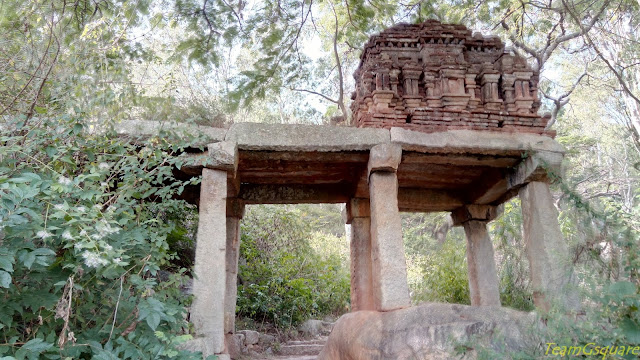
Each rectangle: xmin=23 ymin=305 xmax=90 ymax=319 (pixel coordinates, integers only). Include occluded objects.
xmin=351 ymin=20 xmax=553 ymax=136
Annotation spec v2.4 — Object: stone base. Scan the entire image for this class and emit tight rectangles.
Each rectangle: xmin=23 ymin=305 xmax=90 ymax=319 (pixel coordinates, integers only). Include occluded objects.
xmin=318 ymin=303 xmax=538 ymax=360
xmin=177 ymin=337 xmax=230 ymax=359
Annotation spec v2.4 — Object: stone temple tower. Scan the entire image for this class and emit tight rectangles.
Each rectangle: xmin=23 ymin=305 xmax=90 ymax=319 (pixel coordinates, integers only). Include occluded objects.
xmin=351 ymin=20 xmax=553 ymax=136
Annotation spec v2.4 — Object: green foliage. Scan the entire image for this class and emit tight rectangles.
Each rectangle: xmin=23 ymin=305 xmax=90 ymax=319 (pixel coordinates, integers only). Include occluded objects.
xmin=236 ymin=205 xmax=350 ymax=329
xmin=0 ymin=115 xmax=204 ymax=358
xmin=411 ymin=236 xmax=471 ymax=305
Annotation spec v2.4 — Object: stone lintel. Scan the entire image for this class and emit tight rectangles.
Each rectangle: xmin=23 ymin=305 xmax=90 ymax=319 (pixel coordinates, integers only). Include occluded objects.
xmin=398 ymin=188 xmax=463 ymax=212
xmin=471 ymin=150 xmax=563 ymax=205
xmin=343 ymin=198 xmax=371 ymax=224
xmin=239 ymin=184 xmax=351 ymax=204
xmin=508 ymin=150 xmax=563 ymax=187
xmin=206 ymin=141 xmax=238 ymax=174
xmin=226 ymin=198 xmax=245 ymax=219
xmin=390 ymin=127 xmax=565 ymax=156
xmin=115 ymin=120 xmax=227 ymax=147
xmin=451 ymin=204 xmax=502 ymax=226
xmin=225 ymin=123 xmax=390 ymax=152
xmin=368 ymin=143 xmax=402 ymax=176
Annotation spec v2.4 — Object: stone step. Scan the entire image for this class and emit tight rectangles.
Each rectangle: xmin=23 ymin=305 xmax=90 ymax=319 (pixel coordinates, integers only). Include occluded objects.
xmin=277 ymin=343 xmax=325 ymax=357
xmin=286 ymin=338 xmax=327 ymax=346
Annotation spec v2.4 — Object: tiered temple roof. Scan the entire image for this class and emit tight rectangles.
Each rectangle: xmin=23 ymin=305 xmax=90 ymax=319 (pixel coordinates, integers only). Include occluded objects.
xmin=351 ymin=20 xmax=553 ymax=136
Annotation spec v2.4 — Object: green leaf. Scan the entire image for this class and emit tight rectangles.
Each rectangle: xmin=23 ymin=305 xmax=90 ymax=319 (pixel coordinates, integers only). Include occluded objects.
xmin=0 ymin=271 xmax=11 ymax=288
xmin=609 ymin=281 xmax=636 ymax=297
xmin=15 ymin=338 xmax=53 ymax=359
xmin=621 ymin=318 xmax=640 ymax=343
xmin=0 ymin=254 xmax=13 ymax=272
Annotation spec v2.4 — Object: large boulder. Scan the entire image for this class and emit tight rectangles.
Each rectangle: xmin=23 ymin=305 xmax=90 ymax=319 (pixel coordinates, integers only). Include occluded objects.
xmin=318 ymin=303 xmax=538 ymax=360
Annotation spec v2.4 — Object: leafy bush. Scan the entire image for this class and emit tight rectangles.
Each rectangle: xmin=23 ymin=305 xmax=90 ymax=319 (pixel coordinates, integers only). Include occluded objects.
xmin=236 ymin=205 xmax=350 ymax=329
xmin=0 ymin=116 xmax=204 ymax=359
xmin=411 ymin=235 xmax=471 ymax=305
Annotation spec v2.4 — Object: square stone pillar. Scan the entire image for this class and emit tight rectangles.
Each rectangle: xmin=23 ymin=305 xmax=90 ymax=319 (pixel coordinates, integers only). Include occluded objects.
xmin=344 ymin=198 xmax=374 ymax=311
xmin=224 ymin=199 xmax=244 ymax=334
xmin=519 ymin=181 xmax=579 ymax=311
xmin=452 ymin=205 xmax=502 ymax=307
xmin=368 ymin=144 xmax=411 ymax=311
xmin=191 ymin=168 xmax=228 ymax=355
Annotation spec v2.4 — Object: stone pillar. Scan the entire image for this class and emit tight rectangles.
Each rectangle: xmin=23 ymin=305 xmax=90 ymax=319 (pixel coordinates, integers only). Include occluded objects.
xmin=368 ymin=144 xmax=411 ymax=311
xmin=520 ymin=181 xmax=578 ymax=311
xmin=191 ymin=168 xmax=228 ymax=355
xmin=452 ymin=205 xmax=502 ymax=307
xmin=224 ymin=199 xmax=244 ymax=334
xmin=344 ymin=198 xmax=374 ymax=311
xmin=189 ymin=141 xmax=238 ymax=359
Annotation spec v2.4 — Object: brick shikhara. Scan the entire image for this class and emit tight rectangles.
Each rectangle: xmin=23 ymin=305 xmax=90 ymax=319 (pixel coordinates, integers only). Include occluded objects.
xmin=351 ymin=20 xmax=554 ymax=137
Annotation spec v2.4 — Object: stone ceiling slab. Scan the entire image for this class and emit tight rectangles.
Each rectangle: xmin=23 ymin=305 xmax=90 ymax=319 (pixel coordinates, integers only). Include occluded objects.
xmin=225 ymin=123 xmax=390 ymax=151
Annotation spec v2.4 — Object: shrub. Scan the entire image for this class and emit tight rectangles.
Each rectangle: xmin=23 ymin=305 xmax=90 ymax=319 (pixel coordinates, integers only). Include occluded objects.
xmin=0 ymin=116 xmax=205 ymax=359
xmin=236 ymin=205 xmax=350 ymax=329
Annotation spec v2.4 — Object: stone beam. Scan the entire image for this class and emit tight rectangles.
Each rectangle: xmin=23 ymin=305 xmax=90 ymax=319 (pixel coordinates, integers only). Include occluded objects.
xmin=451 ymin=204 xmax=502 ymax=226
xmin=225 ymin=123 xmax=390 ymax=152
xmin=181 ymin=141 xmax=239 ymax=176
xmin=468 ymin=151 xmax=563 ymax=205
xmin=239 ymin=184 xmax=352 ymax=204
xmin=398 ymin=188 xmax=463 ymax=212
xmin=390 ymin=127 xmax=565 ymax=156
xmin=115 ymin=120 xmax=227 ymax=147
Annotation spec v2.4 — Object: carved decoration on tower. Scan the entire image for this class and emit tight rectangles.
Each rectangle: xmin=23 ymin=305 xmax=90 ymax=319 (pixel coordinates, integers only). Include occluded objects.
xmin=351 ymin=20 xmax=553 ymax=136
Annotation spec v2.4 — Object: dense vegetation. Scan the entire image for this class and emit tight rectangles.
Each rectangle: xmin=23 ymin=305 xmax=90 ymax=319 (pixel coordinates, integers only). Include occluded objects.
xmin=1 ymin=0 xmax=639 ymax=358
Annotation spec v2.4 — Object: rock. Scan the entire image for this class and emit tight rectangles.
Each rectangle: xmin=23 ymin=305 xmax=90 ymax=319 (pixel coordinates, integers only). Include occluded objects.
xmin=237 ymin=330 xmax=260 ymax=345
xmin=318 ymin=302 xmax=538 ymax=360
xmin=299 ymin=320 xmax=335 ymax=338
xmin=258 ymin=333 xmax=276 ymax=347
xmin=225 ymin=333 xmax=244 ymax=359
xmin=299 ymin=319 xmax=324 ymax=337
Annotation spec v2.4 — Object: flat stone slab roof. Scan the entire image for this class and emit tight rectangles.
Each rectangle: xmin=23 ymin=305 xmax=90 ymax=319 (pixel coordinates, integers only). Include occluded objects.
xmin=116 ymin=120 xmax=564 ymax=211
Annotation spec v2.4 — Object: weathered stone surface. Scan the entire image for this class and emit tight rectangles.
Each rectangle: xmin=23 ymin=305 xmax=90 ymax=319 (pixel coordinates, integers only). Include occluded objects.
xmin=177 ymin=336 xmax=224 ymax=358
xmin=224 ymin=216 xmax=241 ymax=334
xmin=343 ymin=198 xmax=370 ymax=224
xmin=258 ymin=333 xmax=276 ymax=347
xmin=451 ymin=205 xmax=502 ymax=226
xmin=390 ymin=127 xmax=564 ymax=155
xmin=225 ymin=333 xmax=245 ymax=359
xmin=369 ymin=172 xmax=411 ymax=310
xmin=463 ymin=220 xmax=501 ymax=306
xmin=237 ymin=330 xmax=260 ymax=345
xmin=398 ymin=188 xmax=463 ymax=212
xmin=225 ymin=123 xmax=390 ymax=151
xmin=350 ymin=216 xmax=375 ymax=311
xmin=206 ymin=141 xmax=238 ymax=173
xmin=299 ymin=319 xmax=325 ymax=337
xmin=191 ymin=169 xmax=227 ymax=353
xmin=226 ymin=198 xmax=245 ymax=219
xmin=368 ymin=143 xmax=402 ymax=174
xmin=318 ymin=303 xmax=538 ymax=360
xmin=519 ymin=181 xmax=579 ymax=311
xmin=469 ymin=150 xmax=564 ymax=205
xmin=239 ymin=184 xmax=351 ymax=204
xmin=352 ymin=20 xmax=552 ymax=136
xmin=115 ymin=120 xmax=227 ymax=146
